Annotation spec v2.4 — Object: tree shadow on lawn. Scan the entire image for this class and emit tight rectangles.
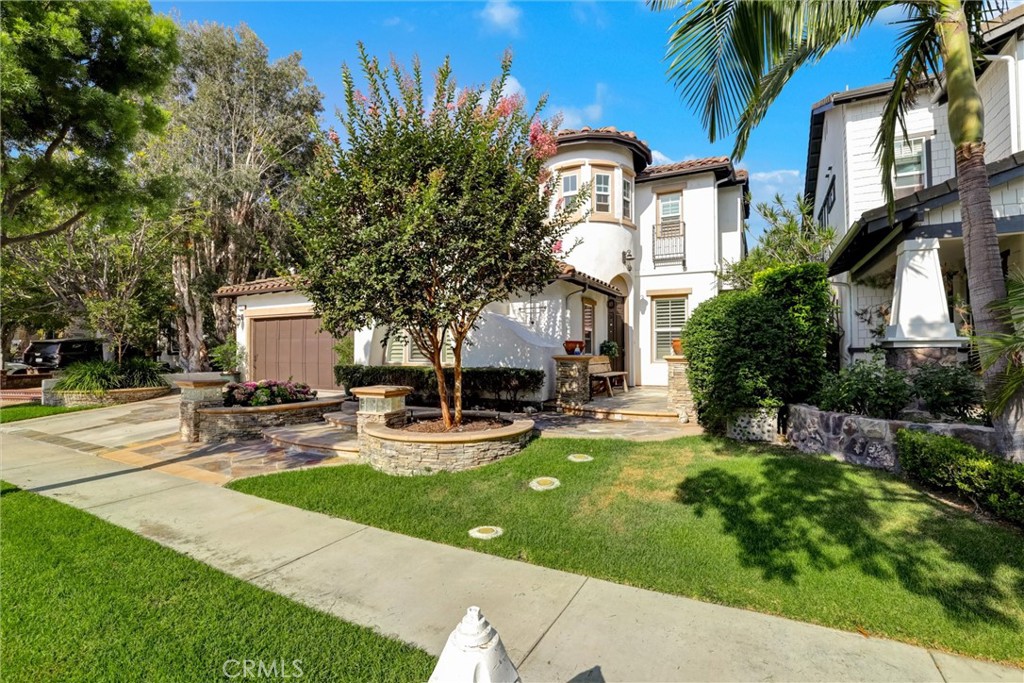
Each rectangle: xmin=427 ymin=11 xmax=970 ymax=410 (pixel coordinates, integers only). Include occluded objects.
xmin=674 ymin=451 xmax=1023 ymax=628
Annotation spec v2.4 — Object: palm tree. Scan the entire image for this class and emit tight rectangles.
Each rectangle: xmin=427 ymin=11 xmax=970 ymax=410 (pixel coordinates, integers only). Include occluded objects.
xmin=648 ymin=0 xmax=1022 ymax=458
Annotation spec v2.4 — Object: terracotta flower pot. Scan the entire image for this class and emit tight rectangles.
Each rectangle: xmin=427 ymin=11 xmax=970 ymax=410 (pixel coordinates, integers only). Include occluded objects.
xmin=671 ymin=338 xmax=682 ymax=355
xmin=563 ymin=340 xmax=585 ymax=355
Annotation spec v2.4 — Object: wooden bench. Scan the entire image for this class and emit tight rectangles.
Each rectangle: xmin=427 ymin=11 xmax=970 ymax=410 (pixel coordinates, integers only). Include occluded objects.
xmin=589 ymin=355 xmax=628 ymax=398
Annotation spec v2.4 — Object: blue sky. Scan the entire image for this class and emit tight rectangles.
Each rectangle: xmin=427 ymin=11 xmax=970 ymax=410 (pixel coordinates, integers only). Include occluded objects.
xmin=153 ymin=1 xmax=920 ymax=235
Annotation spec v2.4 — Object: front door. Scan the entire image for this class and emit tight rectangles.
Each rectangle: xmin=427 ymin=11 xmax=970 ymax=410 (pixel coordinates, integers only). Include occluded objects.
xmin=607 ymin=297 xmax=626 ymax=373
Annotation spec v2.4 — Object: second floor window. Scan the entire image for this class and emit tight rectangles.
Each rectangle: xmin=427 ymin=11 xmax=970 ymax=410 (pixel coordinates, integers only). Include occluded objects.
xmin=658 ymin=192 xmax=682 ymax=237
xmin=894 ymin=138 xmax=926 ymax=191
xmin=622 ymin=177 xmax=633 ymax=222
xmin=593 ymin=171 xmax=612 ymax=213
xmin=561 ymin=173 xmax=578 ymax=208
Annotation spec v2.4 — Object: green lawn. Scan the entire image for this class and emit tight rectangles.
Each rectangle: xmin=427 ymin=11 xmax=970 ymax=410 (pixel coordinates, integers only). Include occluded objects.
xmin=231 ymin=436 xmax=1024 ymax=666
xmin=0 ymin=402 xmax=94 ymax=423
xmin=0 ymin=482 xmax=435 ymax=682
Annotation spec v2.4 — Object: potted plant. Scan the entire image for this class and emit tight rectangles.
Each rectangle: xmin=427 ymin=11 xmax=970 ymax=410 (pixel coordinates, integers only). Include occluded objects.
xmin=599 ymin=339 xmax=620 ymax=359
xmin=671 ymin=338 xmax=683 ymax=356
xmin=562 ymin=340 xmax=585 ymax=355
xmin=210 ymin=340 xmax=245 ymax=382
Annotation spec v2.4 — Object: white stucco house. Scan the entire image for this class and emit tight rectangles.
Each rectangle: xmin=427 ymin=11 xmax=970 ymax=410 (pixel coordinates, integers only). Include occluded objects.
xmin=806 ymin=5 xmax=1024 ymax=368
xmin=215 ymin=126 xmax=749 ymax=399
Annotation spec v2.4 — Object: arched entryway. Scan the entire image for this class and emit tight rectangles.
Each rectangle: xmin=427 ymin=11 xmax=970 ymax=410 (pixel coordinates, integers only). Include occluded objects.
xmin=608 ymin=274 xmax=632 ymax=380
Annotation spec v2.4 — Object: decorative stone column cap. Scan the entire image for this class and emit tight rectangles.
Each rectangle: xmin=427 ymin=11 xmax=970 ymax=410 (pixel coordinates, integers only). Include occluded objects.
xmin=174 ymin=379 xmax=229 ymax=389
xmin=879 ymin=339 xmax=968 ymax=349
xmin=350 ymin=385 xmax=413 ymax=398
xmin=664 ymin=354 xmax=689 ymax=363
xmin=552 ymin=354 xmax=592 ymax=362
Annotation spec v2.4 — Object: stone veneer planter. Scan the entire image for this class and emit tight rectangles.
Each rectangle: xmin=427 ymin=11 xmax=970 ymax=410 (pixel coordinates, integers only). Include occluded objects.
xmin=727 ymin=407 xmax=779 ymax=442
xmin=49 ymin=385 xmax=171 ymax=408
xmin=192 ymin=397 xmax=346 ymax=444
xmin=361 ymin=410 xmax=535 ymax=476
xmin=787 ymin=403 xmax=997 ymax=472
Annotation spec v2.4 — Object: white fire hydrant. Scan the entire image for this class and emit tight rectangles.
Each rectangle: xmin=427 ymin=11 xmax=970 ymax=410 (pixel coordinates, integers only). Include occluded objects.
xmin=429 ymin=606 xmax=521 ymax=683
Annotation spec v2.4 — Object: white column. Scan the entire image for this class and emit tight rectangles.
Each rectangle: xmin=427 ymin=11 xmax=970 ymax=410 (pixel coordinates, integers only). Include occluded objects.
xmin=883 ymin=236 xmax=964 ymax=345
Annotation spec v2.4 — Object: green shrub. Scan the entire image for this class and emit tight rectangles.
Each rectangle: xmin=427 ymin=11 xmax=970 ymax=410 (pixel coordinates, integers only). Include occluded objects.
xmin=752 ymin=262 xmax=834 ymax=402
xmin=53 ymin=361 xmax=124 ymax=393
xmin=682 ymin=290 xmax=791 ymax=431
xmin=896 ymin=430 xmax=1024 ymax=525
xmin=813 ymin=356 xmax=912 ymax=419
xmin=334 ymin=365 xmax=545 ymax=410
xmin=209 ymin=340 xmax=245 ymax=372
xmin=54 ymin=359 xmax=165 ymax=392
xmin=910 ymin=362 xmax=984 ymax=420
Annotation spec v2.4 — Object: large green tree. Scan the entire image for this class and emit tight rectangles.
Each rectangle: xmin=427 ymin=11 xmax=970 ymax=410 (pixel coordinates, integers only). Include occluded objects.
xmin=0 ymin=0 xmax=178 ymax=246
xmin=153 ymin=22 xmax=322 ymax=370
xmin=295 ymin=47 xmax=581 ymax=428
xmin=651 ymin=0 xmax=1022 ymax=458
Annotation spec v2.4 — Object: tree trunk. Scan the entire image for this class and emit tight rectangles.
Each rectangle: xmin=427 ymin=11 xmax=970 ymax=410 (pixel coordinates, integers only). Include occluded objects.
xmin=213 ymin=296 xmax=236 ymax=346
xmin=171 ymin=253 xmax=209 ymax=372
xmin=0 ymin=321 xmax=18 ymax=364
xmin=937 ymin=0 xmax=1022 ymax=459
xmin=430 ymin=350 xmax=453 ymax=429
xmin=453 ymin=334 xmax=464 ymax=426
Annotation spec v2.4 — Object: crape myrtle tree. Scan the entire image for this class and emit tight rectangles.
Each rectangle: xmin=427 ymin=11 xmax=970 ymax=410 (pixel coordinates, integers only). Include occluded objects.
xmin=650 ymin=0 xmax=1023 ymax=458
xmin=295 ymin=46 xmax=583 ymax=429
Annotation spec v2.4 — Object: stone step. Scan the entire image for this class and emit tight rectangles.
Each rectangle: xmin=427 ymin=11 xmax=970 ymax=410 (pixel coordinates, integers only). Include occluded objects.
xmin=559 ymin=404 xmax=681 ymax=423
xmin=323 ymin=411 xmax=358 ymax=431
xmin=264 ymin=424 xmax=361 ymax=459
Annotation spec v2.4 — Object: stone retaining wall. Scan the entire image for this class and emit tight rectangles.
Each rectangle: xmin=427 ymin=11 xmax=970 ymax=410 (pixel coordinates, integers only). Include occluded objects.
xmin=787 ymin=403 xmax=997 ymax=471
xmin=361 ymin=412 xmax=535 ymax=476
xmin=193 ymin=398 xmax=346 ymax=443
xmin=0 ymin=373 xmax=52 ymax=390
xmin=47 ymin=386 xmax=171 ymax=408
xmin=554 ymin=355 xmax=590 ymax=406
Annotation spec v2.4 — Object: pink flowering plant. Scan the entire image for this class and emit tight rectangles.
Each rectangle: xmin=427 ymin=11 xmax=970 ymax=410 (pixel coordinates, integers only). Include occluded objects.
xmin=223 ymin=379 xmax=317 ymax=408
xmin=294 ymin=45 xmax=585 ymax=429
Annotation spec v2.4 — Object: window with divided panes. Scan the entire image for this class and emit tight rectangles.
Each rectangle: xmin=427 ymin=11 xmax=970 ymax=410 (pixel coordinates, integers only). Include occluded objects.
xmin=653 ymin=297 xmax=687 ymax=360
xmin=386 ymin=331 xmax=454 ymax=365
xmin=658 ymin=192 xmax=682 ymax=237
xmin=593 ymin=171 xmax=612 ymax=213
xmin=582 ymin=298 xmax=596 ymax=354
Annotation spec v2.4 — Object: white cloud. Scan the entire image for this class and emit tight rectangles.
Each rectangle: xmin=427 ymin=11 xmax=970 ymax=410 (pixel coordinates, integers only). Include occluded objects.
xmin=651 ymin=149 xmax=673 ymax=165
xmin=747 ymin=169 xmax=803 ymax=202
xmin=553 ymin=83 xmax=607 ymax=129
xmin=382 ymin=16 xmax=414 ymax=32
xmin=502 ymin=75 xmax=526 ymax=101
xmin=571 ymin=0 xmax=608 ymax=28
xmin=480 ymin=0 xmax=521 ymax=35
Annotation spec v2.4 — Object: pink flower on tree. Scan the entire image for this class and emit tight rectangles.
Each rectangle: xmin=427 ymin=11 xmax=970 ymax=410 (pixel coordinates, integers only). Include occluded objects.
xmin=327 ymin=130 xmax=340 ymax=144
xmin=446 ymin=102 xmax=456 ymax=111
xmin=529 ymin=120 xmax=558 ymax=160
xmin=551 ymin=239 xmax=563 ymax=254
xmin=494 ymin=94 xmax=522 ymax=119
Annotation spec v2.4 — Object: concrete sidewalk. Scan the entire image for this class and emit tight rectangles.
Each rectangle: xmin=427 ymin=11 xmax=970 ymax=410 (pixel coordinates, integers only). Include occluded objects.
xmin=2 ymin=430 xmax=1021 ymax=681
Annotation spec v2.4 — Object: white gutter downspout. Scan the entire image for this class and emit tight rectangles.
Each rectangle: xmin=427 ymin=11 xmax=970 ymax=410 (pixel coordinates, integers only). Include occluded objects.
xmin=984 ymin=54 xmax=1019 ymax=152
xmin=831 ymin=280 xmax=856 ymax=367
xmin=714 ymin=176 xmax=731 ymax=291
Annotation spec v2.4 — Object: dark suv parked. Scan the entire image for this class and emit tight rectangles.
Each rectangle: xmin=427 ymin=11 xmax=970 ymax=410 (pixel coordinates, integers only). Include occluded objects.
xmin=22 ymin=339 xmax=103 ymax=370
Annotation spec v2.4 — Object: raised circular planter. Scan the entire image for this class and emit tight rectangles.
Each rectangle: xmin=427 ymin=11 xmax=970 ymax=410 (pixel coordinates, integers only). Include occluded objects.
xmin=52 ymin=385 xmax=171 ymax=408
xmin=361 ymin=410 xmax=535 ymax=476
xmin=193 ymin=397 xmax=346 ymax=443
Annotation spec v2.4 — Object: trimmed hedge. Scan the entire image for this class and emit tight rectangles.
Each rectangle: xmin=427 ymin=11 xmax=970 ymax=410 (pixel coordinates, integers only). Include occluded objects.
xmin=813 ymin=356 xmax=912 ymax=420
xmin=334 ymin=365 xmax=545 ymax=410
xmin=683 ymin=290 xmax=791 ymax=432
xmin=897 ymin=430 xmax=1024 ymax=525
xmin=752 ymin=263 xmax=834 ymax=403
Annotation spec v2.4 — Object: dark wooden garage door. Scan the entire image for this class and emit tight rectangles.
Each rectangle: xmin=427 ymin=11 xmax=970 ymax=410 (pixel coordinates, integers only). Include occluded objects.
xmin=250 ymin=316 xmax=339 ymax=389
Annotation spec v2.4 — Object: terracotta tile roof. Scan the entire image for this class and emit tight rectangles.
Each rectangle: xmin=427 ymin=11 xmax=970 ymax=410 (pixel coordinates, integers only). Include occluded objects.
xmin=636 ymin=156 xmax=732 ymax=180
xmin=555 ymin=126 xmax=653 ymax=166
xmin=213 ymin=276 xmax=299 ymax=298
xmin=556 ymin=260 xmax=623 ymax=297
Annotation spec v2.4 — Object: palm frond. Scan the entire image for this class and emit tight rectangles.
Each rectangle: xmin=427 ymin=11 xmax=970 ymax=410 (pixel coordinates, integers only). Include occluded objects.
xmin=649 ymin=0 xmax=885 ymax=157
xmin=875 ymin=6 xmax=943 ymax=219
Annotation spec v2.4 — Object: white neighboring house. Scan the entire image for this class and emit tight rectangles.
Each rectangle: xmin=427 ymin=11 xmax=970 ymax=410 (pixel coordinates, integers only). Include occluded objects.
xmin=215 ymin=126 xmax=748 ymax=399
xmin=807 ymin=6 xmax=1024 ymax=368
